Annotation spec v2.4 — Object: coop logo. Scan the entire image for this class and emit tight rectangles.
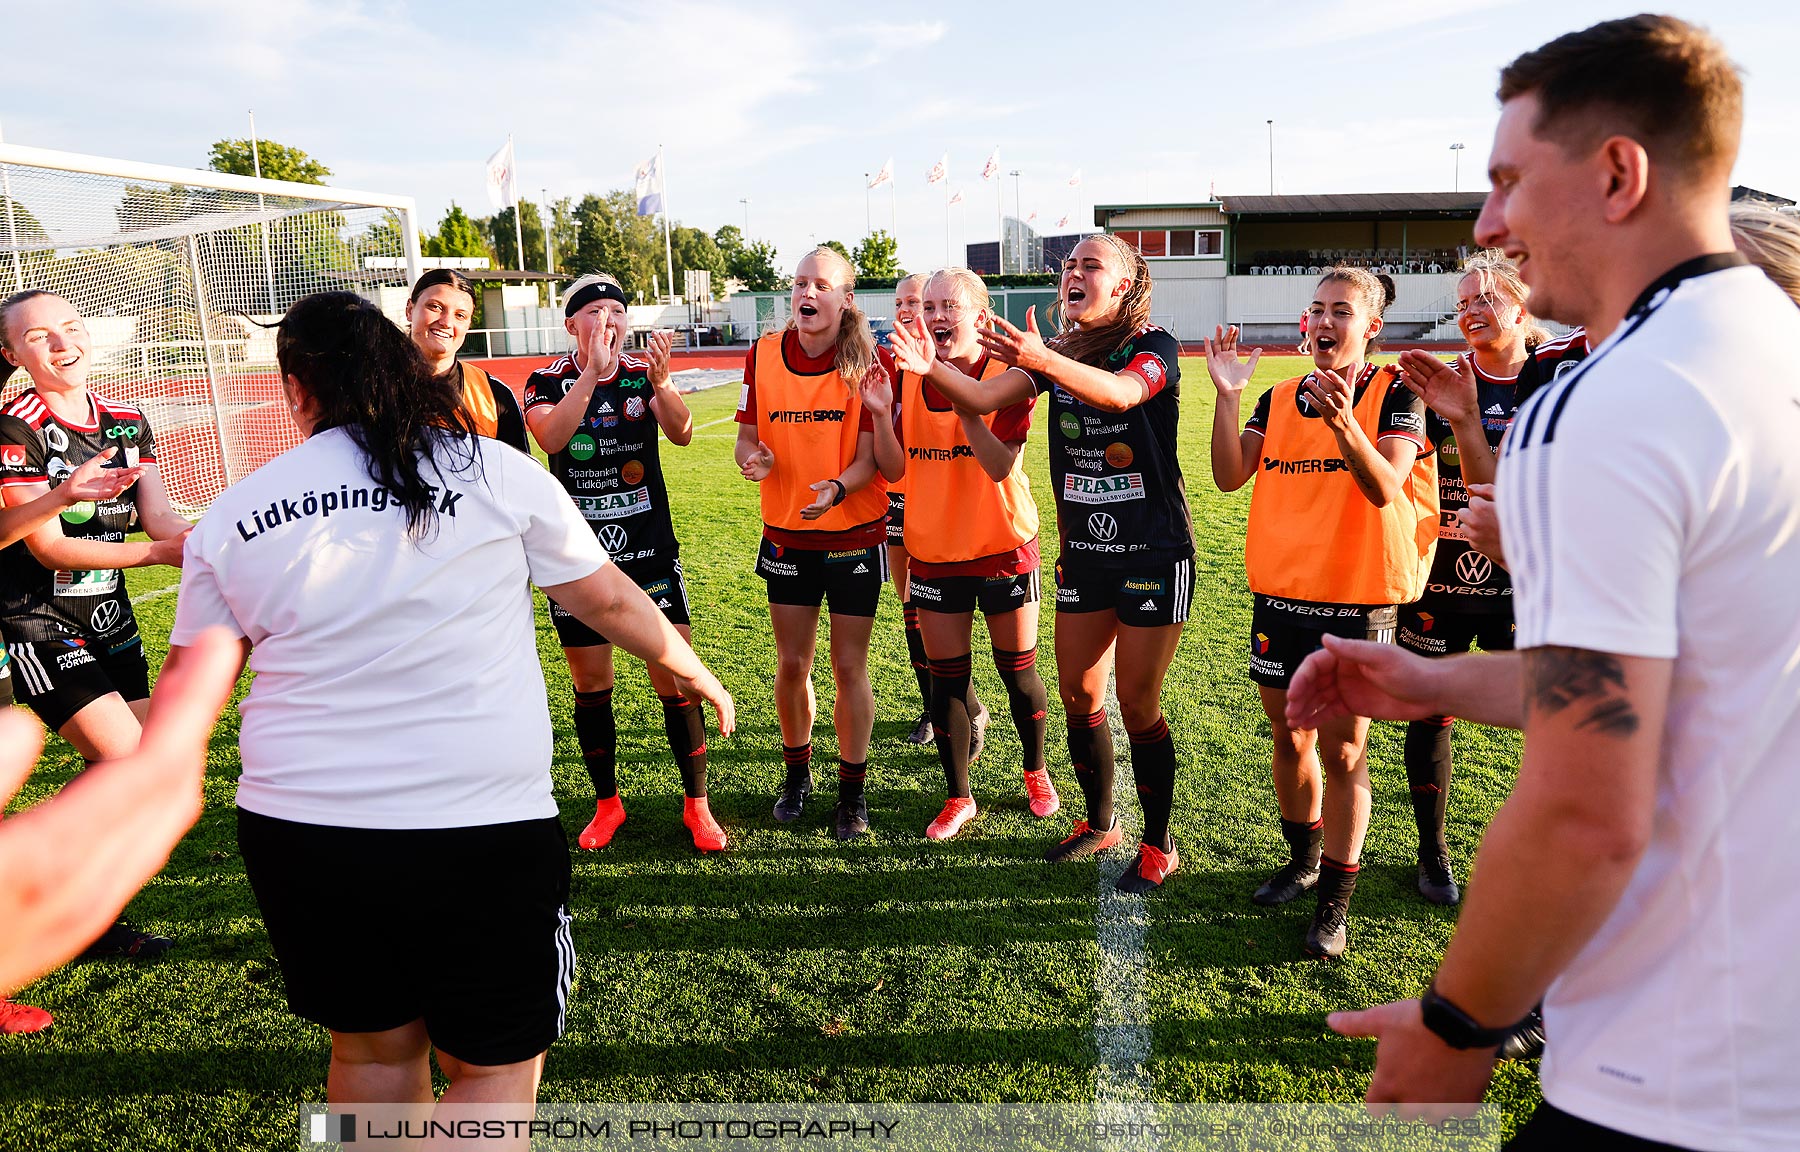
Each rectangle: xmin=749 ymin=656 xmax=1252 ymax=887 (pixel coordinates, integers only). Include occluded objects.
xmin=767 ymin=410 xmax=845 ymax=423
xmin=908 ymin=445 xmax=973 ymax=461
xmin=103 ymin=424 xmax=142 ymax=441
xmin=1263 ymin=456 xmax=1349 ymax=475
xmin=598 ymin=524 xmax=629 ymax=553
xmin=1087 ymin=513 xmax=1118 ymax=541
xmin=1455 ymin=551 xmax=1493 ymax=585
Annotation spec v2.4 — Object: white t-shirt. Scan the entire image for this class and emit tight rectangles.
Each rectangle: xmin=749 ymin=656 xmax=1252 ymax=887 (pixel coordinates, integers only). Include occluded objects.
xmin=170 ymin=427 xmax=608 ymax=830
xmin=1498 ymin=258 xmax=1800 ymax=1152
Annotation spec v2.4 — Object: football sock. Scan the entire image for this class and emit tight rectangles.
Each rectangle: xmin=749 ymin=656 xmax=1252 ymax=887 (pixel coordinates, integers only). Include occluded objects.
xmin=1281 ymin=816 xmax=1324 ymax=871
xmin=659 ymin=693 xmax=709 ymax=799
xmin=838 ymin=758 xmax=867 ymax=800
xmin=902 ymin=602 xmax=931 ymax=712
xmin=573 ymin=688 xmax=617 ymax=800
xmin=1128 ymin=714 xmax=1177 ymax=852
xmin=1068 ymin=708 xmax=1116 ymax=831
xmin=1405 ymin=716 xmax=1455 ymax=859
xmin=928 ymin=652 xmax=975 ymax=798
xmin=782 ymin=742 xmax=813 ymax=785
xmin=992 ymin=646 xmax=1049 ymax=774
xmin=1318 ymin=854 xmax=1361 ymax=908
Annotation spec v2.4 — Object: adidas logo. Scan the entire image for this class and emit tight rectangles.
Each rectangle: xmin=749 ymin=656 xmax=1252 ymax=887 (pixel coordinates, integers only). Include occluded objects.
xmin=598 ymin=401 xmax=615 ymax=414
xmin=1140 ymin=599 xmax=1156 ymax=611
xmin=1485 ymin=403 xmax=1505 ymax=415
xmin=656 ymin=597 xmax=671 ymax=608
xmin=852 ymin=563 xmax=870 ymax=574
xmin=1010 ymin=585 xmax=1024 ymax=596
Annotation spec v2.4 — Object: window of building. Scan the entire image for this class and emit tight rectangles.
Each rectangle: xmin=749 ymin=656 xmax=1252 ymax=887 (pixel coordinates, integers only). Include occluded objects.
xmin=1111 ymin=228 xmax=1225 ymax=259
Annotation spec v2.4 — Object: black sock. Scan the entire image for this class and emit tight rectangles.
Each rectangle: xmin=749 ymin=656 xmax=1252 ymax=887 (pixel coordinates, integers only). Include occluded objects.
xmin=903 ymin=602 xmax=931 ymax=714
xmin=929 ymin=653 xmax=975 ymax=798
xmin=838 ymin=758 xmax=867 ymax=800
xmin=1129 ymin=714 xmax=1177 ymax=852
xmin=1067 ymin=708 xmax=1115 ymax=831
xmin=1405 ymin=716 xmax=1454 ymax=859
xmin=573 ymin=688 xmax=617 ymax=800
xmin=993 ymin=647 xmax=1048 ymax=774
xmin=1318 ymin=855 xmax=1360 ymax=908
xmin=659 ymin=693 xmax=708 ymax=799
xmin=782 ymin=742 xmax=813 ymax=787
xmin=1281 ymin=816 xmax=1324 ymax=871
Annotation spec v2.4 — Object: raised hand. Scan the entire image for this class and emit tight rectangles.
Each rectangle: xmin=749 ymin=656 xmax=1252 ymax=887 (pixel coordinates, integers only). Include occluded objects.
xmin=61 ymin=447 xmax=144 ymax=505
xmin=1458 ymin=483 xmax=1506 ymax=568
xmin=644 ymin=329 xmax=675 ymax=387
xmin=859 ymin=361 xmax=894 ymax=414
xmin=585 ymin=318 xmax=621 ymax=380
xmin=1397 ymin=350 xmax=1478 ymax=425
xmin=799 ymin=479 xmax=838 ymax=520
xmin=739 ymin=440 xmax=774 ymax=482
xmin=1303 ymin=367 xmax=1357 ymax=433
xmin=1286 ymin=634 xmax=1445 ymax=730
xmin=976 ymin=307 xmax=1052 ymax=373
xmin=885 ymin=317 xmax=936 ymax=377
xmin=1203 ymin=324 xmax=1262 ymax=395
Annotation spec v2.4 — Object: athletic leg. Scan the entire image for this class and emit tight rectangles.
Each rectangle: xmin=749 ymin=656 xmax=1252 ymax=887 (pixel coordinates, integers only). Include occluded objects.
xmin=769 ymin=603 xmax=822 ymax=823
xmin=1113 ymin=620 xmax=1185 ymax=891
xmin=826 ymin=611 xmax=876 ymax=840
xmin=1307 ymin=710 xmax=1374 ymax=959
xmin=644 ymin=625 xmax=725 ymax=852
xmin=328 ymin=1020 xmax=434 ymax=1107
xmin=1253 ymin=685 xmax=1325 ymax=906
xmin=1046 ymin=609 xmax=1124 ymax=861
xmin=919 ymin=606 xmax=979 ymax=839
xmin=891 ymin=540 xmax=934 ymax=745
xmin=432 ymin=1048 xmax=546 ymax=1152
xmin=987 ymin=601 xmax=1054 ymax=816
xmin=565 ymin=646 xmax=624 ymax=850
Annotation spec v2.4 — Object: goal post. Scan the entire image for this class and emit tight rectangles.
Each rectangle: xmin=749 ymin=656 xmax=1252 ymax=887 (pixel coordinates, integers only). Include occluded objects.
xmin=0 ymin=143 xmax=422 ymax=516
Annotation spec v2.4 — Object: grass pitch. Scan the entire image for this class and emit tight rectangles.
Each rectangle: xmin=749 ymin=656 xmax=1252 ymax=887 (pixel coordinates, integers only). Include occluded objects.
xmin=0 ymin=357 xmax=1542 ymax=1148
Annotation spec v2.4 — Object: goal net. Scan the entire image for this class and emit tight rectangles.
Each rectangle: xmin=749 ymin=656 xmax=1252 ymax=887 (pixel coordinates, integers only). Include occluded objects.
xmin=0 ymin=143 xmax=421 ymax=516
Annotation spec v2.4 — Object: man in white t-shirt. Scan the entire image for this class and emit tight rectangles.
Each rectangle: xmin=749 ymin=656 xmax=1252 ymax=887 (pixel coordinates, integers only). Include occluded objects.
xmin=1284 ymin=16 xmax=1800 ymax=1151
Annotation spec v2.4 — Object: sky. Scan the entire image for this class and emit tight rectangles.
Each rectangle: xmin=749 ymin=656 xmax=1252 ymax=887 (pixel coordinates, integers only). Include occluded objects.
xmin=7 ymin=1 xmax=1799 ymax=275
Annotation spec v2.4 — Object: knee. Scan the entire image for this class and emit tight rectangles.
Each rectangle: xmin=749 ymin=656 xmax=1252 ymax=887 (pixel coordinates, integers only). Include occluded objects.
xmin=1117 ymin=698 xmax=1162 ymax=734
xmin=1058 ymin=684 xmax=1100 ymax=715
xmin=1317 ymin=739 xmax=1363 ymax=776
xmin=775 ymin=652 xmax=813 ymax=682
xmin=332 ymin=1025 xmax=431 ymax=1068
xmin=436 ymin=1050 xmax=541 ymax=1092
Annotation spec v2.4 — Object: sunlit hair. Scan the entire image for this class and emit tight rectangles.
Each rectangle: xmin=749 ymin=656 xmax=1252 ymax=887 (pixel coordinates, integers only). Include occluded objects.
xmin=0 ymin=288 xmax=64 ymax=353
xmin=785 ymin=245 xmax=877 ymax=387
xmin=926 ymin=266 xmax=992 ymax=317
xmin=1315 ymin=265 xmax=1397 ymax=355
xmin=407 ymin=268 xmax=477 ymax=308
xmin=1459 ymin=250 xmax=1553 ymax=347
xmin=1048 ymin=234 xmax=1154 ymax=366
xmin=894 ymin=272 xmax=931 ymax=300
xmin=1730 ymin=203 xmax=1800 ymax=308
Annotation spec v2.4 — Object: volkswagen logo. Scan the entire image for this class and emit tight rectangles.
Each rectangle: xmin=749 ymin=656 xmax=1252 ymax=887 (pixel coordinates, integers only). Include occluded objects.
xmin=1454 ymin=550 xmax=1493 ymax=585
xmin=598 ymin=524 xmax=629 ymax=553
xmin=1087 ymin=513 xmax=1118 ymax=542
xmin=90 ymin=600 xmax=122 ymax=633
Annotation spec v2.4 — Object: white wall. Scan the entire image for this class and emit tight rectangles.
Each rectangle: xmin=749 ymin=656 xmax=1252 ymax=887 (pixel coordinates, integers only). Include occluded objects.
xmin=1144 ymin=268 xmax=1461 ymax=339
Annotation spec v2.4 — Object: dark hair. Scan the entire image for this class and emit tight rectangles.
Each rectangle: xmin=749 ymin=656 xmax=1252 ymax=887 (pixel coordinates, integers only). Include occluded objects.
xmin=1315 ymin=265 xmax=1394 ymax=355
xmin=0 ymin=288 xmax=62 ymax=351
xmin=276 ymin=292 xmax=474 ymax=536
xmin=407 ymin=268 xmax=477 ymax=307
xmin=1498 ymin=15 xmax=1741 ymax=184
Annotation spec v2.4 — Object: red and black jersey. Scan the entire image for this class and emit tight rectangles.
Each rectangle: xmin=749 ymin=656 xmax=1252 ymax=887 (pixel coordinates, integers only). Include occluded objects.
xmin=1417 ymin=330 xmax=1589 ymax=612
xmin=1030 ymin=325 xmax=1193 ymax=567
xmin=0 ymin=388 xmax=154 ymax=644
xmin=523 ymin=353 xmax=677 ymax=567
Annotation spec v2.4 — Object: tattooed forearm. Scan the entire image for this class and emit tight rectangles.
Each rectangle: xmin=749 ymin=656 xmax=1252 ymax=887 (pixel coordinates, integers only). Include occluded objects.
xmin=1526 ymin=647 xmax=1640 ymax=736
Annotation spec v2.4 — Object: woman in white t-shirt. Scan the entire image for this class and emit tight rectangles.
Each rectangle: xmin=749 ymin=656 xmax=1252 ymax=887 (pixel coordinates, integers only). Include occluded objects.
xmin=168 ymin=292 xmax=733 ymax=1130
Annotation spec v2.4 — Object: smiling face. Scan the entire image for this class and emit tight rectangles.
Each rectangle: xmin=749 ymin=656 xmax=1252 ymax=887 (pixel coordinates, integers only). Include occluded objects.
xmin=922 ymin=275 xmax=987 ymax=364
xmin=894 ymin=281 xmax=924 ymax=327
xmin=1454 ymin=270 xmax=1526 ymax=355
xmin=404 ymin=283 xmax=474 ymax=365
xmin=1306 ymin=277 xmax=1381 ymax=372
xmin=1 ymin=294 xmax=91 ymax=392
xmin=791 ymin=252 xmax=852 ymax=340
xmin=564 ymin=297 xmax=629 ymax=359
xmin=1060 ymin=237 xmax=1131 ymax=326
xmin=1474 ymin=94 xmax=1600 ymax=327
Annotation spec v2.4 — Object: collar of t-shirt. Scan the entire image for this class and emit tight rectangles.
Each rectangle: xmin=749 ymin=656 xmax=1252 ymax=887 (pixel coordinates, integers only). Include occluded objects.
xmin=1295 ymin=363 xmax=1381 ymax=416
xmin=1626 ymin=251 xmax=1748 ymax=321
xmin=782 ymin=328 xmax=836 ymax=374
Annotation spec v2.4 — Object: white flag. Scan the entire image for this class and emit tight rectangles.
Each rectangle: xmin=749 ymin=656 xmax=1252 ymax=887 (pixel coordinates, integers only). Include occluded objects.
xmin=926 ymin=154 xmax=948 ymax=185
xmin=485 ymin=138 xmax=518 ymax=210
xmin=948 ymin=190 xmax=964 ymax=206
xmin=868 ymin=159 xmax=893 ymax=189
xmin=1068 ymin=169 xmax=1082 ymax=187
xmin=634 ymin=152 xmax=663 ymax=216
xmin=981 ymin=147 xmax=1000 ymax=182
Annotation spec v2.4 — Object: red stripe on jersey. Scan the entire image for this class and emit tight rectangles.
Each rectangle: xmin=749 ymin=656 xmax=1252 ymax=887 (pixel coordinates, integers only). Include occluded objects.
xmin=94 ymin=398 xmax=146 ymax=421
xmin=1119 ymin=351 xmax=1169 ymax=397
xmin=0 ymin=474 xmax=48 ymax=487
xmin=4 ymin=393 xmax=47 ymax=425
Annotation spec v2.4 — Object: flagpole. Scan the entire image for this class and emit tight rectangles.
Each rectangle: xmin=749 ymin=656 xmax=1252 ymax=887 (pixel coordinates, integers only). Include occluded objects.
xmin=864 ymin=175 xmax=871 ymax=241
xmin=659 ymin=144 xmax=675 ymax=306
xmin=506 ymin=135 xmax=525 ymax=272
xmin=945 ymin=191 xmax=951 ymax=267
xmin=995 ymin=168 xmax=1004 ymax=274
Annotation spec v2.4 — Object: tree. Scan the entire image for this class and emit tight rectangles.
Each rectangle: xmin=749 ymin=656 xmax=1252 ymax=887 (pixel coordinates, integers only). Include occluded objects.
xmin=820 ymin=239 xmax=852 ymax=265
xmin=713 ymin=224 xmax=745 ymax=255
xmin=669 ymin=226 xmax=726 ymax=297
xmin=853 ymin=230 xmax=902 ymax=280
xmin=207 ymin=139 xmax=331 ymax=185
xmin=727 ymin=240 xmax=783 ymax=292
xmin=570 ymin=191 xmax=660 ymax=300
xmin=483 ymin=202 xmax=551 ymax=271
xmin=425 ymin=203 xmax=492 ymax=262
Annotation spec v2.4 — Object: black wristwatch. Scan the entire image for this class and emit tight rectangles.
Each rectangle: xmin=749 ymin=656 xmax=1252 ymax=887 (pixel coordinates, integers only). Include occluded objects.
xmin=1418 ymin=983 xmax=1517 ymax=1050
xmin=828 ymin=478 xmax=847 ymax=506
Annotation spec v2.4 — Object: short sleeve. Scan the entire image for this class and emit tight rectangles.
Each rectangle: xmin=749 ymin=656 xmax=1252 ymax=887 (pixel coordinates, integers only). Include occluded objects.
xmin=521 ymin=370 xmax=561 ymax=415
xmin=988 ymin=393 xmax=1035 ymax=442
xmin=0 ymin=414 xmax=45 ymax=487
xmin=169 ymin=537 xmax=247 ymax=645
xmin=491 ymin=382 xmax=530 ymax=454
xmin=734 ymin=345 xmax=758 ymax=425
xmin=1245 ymin=390 xmax=1273 ymax=434
xmin=1378 ymin=382 xmax=1426 ymax=446
xmin=1120 ymin=329 xmax=1181 ymax=398
xmin=135 ymin=414 xmax=158 ymax=465
xmin=1500 ymin=371 xmax=1698 ymax=658
xmin=501 ymin=449 xmax=610 ymax=586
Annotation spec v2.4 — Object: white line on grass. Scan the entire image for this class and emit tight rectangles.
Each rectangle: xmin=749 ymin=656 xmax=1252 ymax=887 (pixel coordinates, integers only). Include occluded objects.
xmin=131 ymin=582 xmax=181 ymax=607
xmin=1092 ymin=671 xmax=1159 ymax=1140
